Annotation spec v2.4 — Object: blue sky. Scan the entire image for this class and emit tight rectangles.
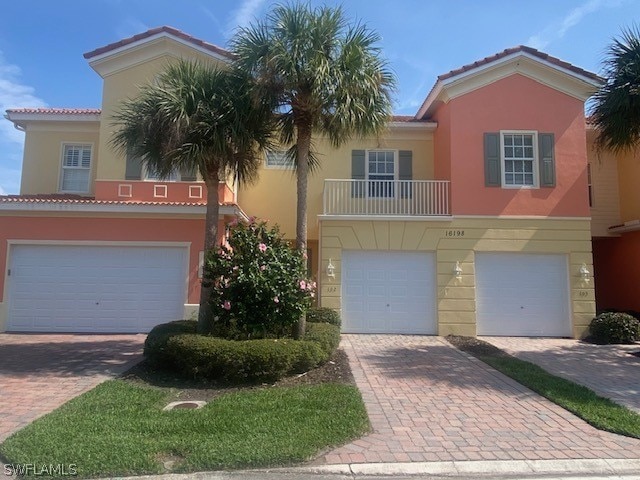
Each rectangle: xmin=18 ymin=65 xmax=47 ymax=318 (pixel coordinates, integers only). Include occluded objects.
xmin=0 ymin=0 xmax=638 ymax=195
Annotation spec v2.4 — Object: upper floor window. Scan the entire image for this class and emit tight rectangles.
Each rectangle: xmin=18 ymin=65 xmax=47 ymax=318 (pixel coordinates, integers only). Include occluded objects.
xmin=587 ymin=163 xmax=593 ymax=207
xmin=501 ymin=132 xmax=537 ymax=187
xmin=60 ymin=144 xmax=92 ymax=193
xmin=143 ymin=165 xmax=197 ymax=182
xmin=484 ymin=131 xmax=555 ymax=189
xmin=367 ymin=150 xmax=396 ymax=197
xmin=265 ymin=150 xmax=293 ymax=169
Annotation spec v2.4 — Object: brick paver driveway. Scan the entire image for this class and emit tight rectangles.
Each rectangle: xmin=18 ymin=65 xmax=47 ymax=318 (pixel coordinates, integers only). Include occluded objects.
xmin=320 ymin=335 xmax=640 ymax=464
xmin=484 ymin=337 xmax=640 ymax=414
xmin=0 ymin=334 xmax=144 ymax=441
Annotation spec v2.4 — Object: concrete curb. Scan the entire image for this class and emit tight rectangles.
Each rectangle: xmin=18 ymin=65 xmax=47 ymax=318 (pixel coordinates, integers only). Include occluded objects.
xmin=113 ymin=458 xmax=640 ymax=479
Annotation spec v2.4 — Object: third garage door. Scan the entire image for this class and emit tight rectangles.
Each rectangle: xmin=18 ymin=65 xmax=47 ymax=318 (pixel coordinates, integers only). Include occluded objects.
xmin=341 ymin=251 xmax=436 ymax=334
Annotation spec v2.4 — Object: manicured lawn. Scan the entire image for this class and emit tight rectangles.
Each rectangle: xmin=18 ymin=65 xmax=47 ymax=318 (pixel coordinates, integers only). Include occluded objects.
xmin=0 ymin=380 xmax=368 ymax=478
xmin=447 ymin=335 xmax=640 ymax=439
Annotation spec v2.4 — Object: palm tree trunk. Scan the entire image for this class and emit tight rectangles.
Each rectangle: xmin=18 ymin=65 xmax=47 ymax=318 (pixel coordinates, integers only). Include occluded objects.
xmin=295 ymin=124 xmax=312 ymax=339
xmin=198 ymin=173 xmax=221 ymax=334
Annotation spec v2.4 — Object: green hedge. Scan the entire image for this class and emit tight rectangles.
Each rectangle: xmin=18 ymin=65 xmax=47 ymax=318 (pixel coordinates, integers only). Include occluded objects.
xmin=589 ymin=312 xmax=640 ymax=344
xmin=144 ymin=320 xmax=341 ymax=383
xmin=306 ymin=307 xmax=341 ymax=326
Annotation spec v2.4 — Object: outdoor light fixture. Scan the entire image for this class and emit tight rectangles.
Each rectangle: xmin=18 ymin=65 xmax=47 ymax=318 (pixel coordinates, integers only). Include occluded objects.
xmin=453 ymin=261 xmax=463 ymax=280
xmin=327 ymin=258 xmax=336 ymax=279
xmin=579 ymin=263 xmax=591 ymax=280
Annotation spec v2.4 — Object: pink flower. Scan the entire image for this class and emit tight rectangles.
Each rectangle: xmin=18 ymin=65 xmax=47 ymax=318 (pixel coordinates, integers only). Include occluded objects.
xmin=258 ymin=243 xmax=267 ymax=252
xmin=249 ymin=216 xmax=256 ymax=224
xmin=299 ymin=280 xmax=307 ymax=290
xmin=222 ymin=300 xmax=231 ymax=311
xmin=260 ymin=265 xmax=267 ymax=271
xmin=273 ymin=296 xmax=280 ymax=303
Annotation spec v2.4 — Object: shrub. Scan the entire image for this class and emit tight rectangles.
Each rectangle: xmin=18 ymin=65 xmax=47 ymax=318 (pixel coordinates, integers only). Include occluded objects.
xmin=307 ymin=307 xmax=341 ymax=326
xmin=204 ymin=219 xmax=315 ymax=338
xmin=144 ymin=320 xmax=197 ymax=367
xmin=589 ymin=312 xmax=640 ymax=344
xmin=144 ymin=320 xmax=341 ymax=383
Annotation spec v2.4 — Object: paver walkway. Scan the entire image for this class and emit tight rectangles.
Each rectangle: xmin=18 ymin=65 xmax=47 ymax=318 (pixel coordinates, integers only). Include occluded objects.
xmin=483 ymin=337 xmax=640 ymax=414
xmin=0 ymin=333 xmax=144 ymax=441
xmin=319 ymin=335 xmax=640 ymax=465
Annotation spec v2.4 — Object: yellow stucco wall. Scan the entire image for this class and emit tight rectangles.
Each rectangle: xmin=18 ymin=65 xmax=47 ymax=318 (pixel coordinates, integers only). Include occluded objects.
xmin=587 ymin=131 xmax=621 ymax=237
xmin=20 ymin=124 xmax=100 ymax=195
xmin=96 ymin=44 xmax=226 ymax=181
xmin=237 ymin=129 xmax=435 ymax=240
xmin=319 ymin=217 xmax=594 ymax=339
xmin=616 ymin=149 xmax=640 ymax=222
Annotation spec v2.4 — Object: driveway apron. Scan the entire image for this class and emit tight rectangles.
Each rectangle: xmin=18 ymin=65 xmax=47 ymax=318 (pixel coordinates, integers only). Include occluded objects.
xmin=0 ymin=334 xmax=144 ymax=441
xmin=319 ymin=335 xmax=640 ymax=464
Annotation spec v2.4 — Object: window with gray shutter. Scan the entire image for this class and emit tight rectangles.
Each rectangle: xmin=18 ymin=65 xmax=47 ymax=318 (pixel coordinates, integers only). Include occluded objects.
xmin=125 ymin=153 xmax=143 ymax=180
xmin=398 ymin=150 xmax=413 ymax=198
xmin=538 ymin=133 xmax=556 ymax=187
xmin=484 ymin=133 xmax=501 ymax=187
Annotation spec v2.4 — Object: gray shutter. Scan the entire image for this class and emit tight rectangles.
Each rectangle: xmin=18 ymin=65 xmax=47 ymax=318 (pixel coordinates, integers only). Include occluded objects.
xmin=539 ymin=133 xmax=556 ymax=187
xmin=351 ymin=150 xmax=366 ymax=198
xmin=484 ymin=133 xmax=501 ymax=187
xmin=398 ymin=150 xmax=413 ymax=199
xmin=125 ymin=153 xmax=143 ymax=180
xmin=180 ymin=166 xmax=197 ymax=182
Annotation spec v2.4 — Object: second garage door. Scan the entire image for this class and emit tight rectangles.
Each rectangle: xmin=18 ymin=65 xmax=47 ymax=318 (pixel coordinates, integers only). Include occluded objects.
xmin=7 ymin=244 xmax=188 ymax=333
xmin=476 ymin=253 xmax=571 ymax=337
xmin=341 ymin=251 xmax=436 ymax=334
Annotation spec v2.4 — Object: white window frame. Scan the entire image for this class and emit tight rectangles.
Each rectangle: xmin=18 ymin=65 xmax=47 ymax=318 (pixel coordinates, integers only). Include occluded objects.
xmin=500 ymin=130 xmax=538 ymax=189
xmin=366 ymin=149 xmax=398 ymax=198
xmin=265 ymin=150 xmax=294 ymax=169
xmin=59 ymin=143 xmax=93 ymax=194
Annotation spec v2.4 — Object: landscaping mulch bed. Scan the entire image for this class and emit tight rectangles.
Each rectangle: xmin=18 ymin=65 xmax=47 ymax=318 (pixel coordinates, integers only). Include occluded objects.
xmin=121 ymin=348 xmax=354 ymax=402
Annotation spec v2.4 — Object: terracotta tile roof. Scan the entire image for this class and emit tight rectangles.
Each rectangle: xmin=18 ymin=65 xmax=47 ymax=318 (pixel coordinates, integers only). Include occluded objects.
xmin=84 ymin=26 xmax=232 ymax=60
xmin=391 ymin=115 xmax=433 ymax=123
xmin=0 ymin=194 xmax=238 ymax=207
xmin=437 ymin=45 xmax=603 ymax=83
xmin=6 ymin=108 xmax=101 ymax=115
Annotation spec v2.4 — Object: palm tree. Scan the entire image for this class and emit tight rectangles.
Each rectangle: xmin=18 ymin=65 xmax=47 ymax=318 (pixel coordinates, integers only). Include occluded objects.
xmin=111 ymin=61 xmax=273 ymax=333
xmin=231 ymin=3 xmax=395 ymax=337
xmin=591 ymin=25 xmax=640 ymax=152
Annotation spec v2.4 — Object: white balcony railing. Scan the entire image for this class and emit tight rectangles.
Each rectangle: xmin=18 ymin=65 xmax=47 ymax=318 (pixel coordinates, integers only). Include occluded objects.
xmin=323 ymin=179 xmax=450 ymax=216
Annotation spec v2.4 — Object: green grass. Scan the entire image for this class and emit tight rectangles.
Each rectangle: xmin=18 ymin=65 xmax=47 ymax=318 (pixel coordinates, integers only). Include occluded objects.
xmin=0 ymin=380 xmax=369 ymax=478
xmin=448 ymin=336 xmax=640 ymax=439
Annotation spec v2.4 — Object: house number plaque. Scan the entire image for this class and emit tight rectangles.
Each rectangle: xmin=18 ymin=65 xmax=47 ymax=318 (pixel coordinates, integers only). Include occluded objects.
xmin=445 ymin=230 xmax=465 ymax=237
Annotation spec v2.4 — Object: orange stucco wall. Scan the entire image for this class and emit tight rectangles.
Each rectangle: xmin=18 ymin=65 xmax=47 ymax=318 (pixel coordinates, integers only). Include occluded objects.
xmin=434 ymin=74 xmax=590 ymax=217
xmin=94 ymin=181 xmax=235 ymax=204
xmin=593 ymin=231 xmax=640 ymax=313
xmin=0 ymin=215 xmax=226 ymax=304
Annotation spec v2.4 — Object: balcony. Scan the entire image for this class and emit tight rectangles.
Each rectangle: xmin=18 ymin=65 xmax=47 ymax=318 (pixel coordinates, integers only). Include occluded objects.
xmin=323 ymin=179 xmax=450 ymax=216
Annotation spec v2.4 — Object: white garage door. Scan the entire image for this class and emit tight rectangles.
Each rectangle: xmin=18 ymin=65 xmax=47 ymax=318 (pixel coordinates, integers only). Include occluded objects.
xmin=7 ymin=244 xmax=188 ymax=333
xmin=476 ymin=253 xmax=571 ymax=337
xmin=341 ymin=251 xmax=436 ymax=334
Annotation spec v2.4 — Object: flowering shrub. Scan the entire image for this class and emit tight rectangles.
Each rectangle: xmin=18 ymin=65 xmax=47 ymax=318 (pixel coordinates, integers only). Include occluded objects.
xmin=204 ymin=219 xmax=315 ymax=339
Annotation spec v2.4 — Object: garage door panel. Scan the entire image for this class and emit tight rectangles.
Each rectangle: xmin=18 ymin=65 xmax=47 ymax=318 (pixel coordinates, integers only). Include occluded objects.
xmin=476 ymin=253 xmax=571 ymax=337
xmin=8 ymin=245 xmax=187 ymax=333
xmin=342 ymin=251 xmax=436 ymax=334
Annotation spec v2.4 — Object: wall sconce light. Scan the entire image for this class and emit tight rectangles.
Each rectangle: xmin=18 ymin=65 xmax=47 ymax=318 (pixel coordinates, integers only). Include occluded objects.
xmin=327 ymin=258 xmax=336 ymax=279
xmin=453 ymin=261 xmax=463 ymax=280
xmin=579 ymin=263 xmax=590 ymax=281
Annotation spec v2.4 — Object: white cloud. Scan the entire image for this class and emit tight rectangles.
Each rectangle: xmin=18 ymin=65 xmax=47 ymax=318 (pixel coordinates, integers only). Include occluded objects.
xmin=527 ymin=0 xmax=623 ymax=50
xmin=226 ymin=0 xmax=268 ymax=37
xmin=0 ymin=51 xmax=47 ymax=145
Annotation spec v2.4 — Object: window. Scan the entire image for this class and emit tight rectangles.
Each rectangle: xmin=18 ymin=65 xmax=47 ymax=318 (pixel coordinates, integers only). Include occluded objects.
xmin=587 ymin=163 xmax=593 ymax=207
xmin=145 ymin=166 xmax=178 ymax=182
xmin=501 ymin=132 xmax=537 ymax=187
xmin=367 ymin=150 xmax=396 ymax=197
xmin=265 ymin=151 xmax=293 ymax=169
xmin=60 ymin=144 xmax=92 ymax=193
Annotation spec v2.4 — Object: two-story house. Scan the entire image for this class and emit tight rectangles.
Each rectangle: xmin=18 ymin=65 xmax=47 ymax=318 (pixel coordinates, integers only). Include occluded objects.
xmin=0 ymin=27 xmax=602 ymax=337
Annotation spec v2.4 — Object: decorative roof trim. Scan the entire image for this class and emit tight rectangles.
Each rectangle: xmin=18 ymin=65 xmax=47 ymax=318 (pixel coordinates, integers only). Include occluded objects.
xmin=416 ymin=46 xmax=604 ymax=119
xmin=5 ymin=109 xmax=101 ymax=128
xmin=84 ymin=26 xmax=232 ymax=64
